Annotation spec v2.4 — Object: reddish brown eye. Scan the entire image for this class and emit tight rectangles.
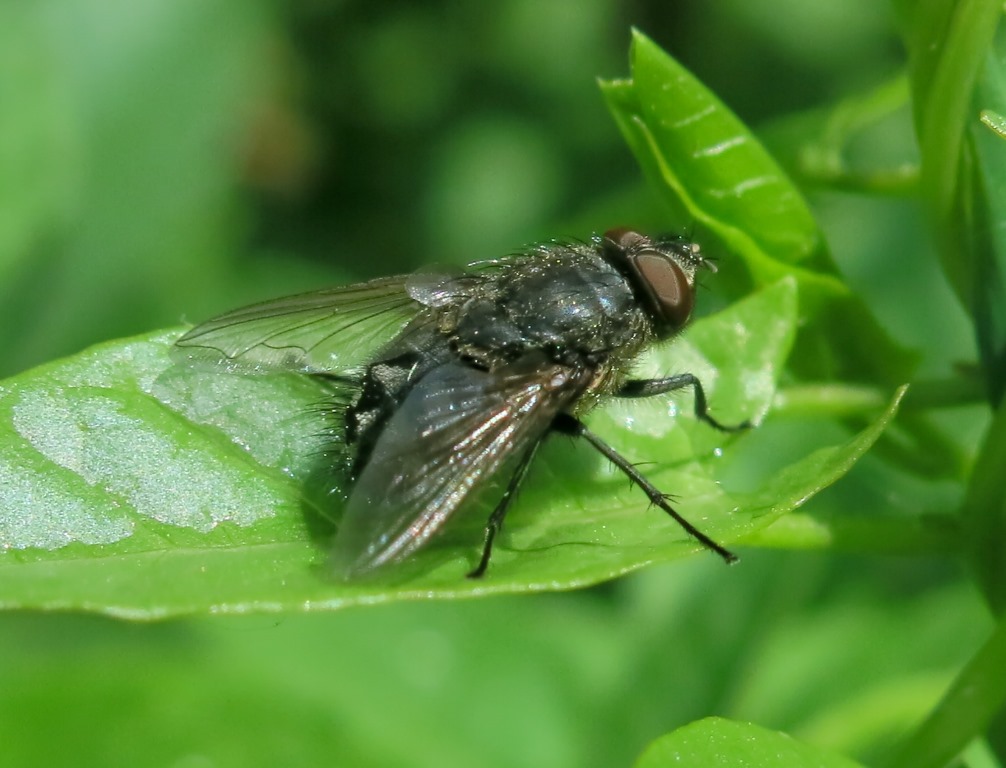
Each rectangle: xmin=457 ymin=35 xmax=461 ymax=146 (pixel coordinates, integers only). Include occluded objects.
xmin=634 ymin=251 xmax=694 ymax=330
xmin=600 ymin=228 xmax=700 ymax=336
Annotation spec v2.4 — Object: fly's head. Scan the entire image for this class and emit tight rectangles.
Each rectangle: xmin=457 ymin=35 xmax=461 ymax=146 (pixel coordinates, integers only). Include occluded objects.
xmin=601 ymin=227 xmax=714 ymax=340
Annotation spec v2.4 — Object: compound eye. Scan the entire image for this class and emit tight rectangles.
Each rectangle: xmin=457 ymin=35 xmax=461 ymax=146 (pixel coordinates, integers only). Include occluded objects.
xmin=634 ymin=251 xmax=694 ymax=330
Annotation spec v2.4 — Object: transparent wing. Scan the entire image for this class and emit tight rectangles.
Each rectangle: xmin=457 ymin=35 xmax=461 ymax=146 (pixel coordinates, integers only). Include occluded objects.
xmin=172 ymin=277 xmax=419 ymax=374
xmin=332 ymin=355 xmax=591 ymax=577
xmin=405 ymin=268 xmax=486 ymax=308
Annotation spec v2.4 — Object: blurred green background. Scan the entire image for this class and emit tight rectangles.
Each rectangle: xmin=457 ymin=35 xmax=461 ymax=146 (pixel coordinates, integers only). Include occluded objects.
xmin=0 ymin=1 xmax=990 ymax=766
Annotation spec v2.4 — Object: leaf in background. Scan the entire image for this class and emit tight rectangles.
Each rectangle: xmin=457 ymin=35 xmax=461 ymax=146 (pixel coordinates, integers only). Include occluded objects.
xmin=634 ymin=718 xmax=865 ymax=768
xmin=893 ymin=0 xmax=1006 ymax=609
xmin=893 ymin=0 xmax=1006 ymax=403
xmin=0 ymin=558 xmax=986 ymax=768
xmin=763 ymin=74 xmax=919 ymax=196
xmin=599 ymin=29 xmax=916 ymax=386
xmin=0 ymin=278 xmax=899 ymax=617
xmin=0 ymin=6 xmax=76 ymax=291
xmin=965 ymin=57 xmax=1006 ymax=404
xmin=0 ymin=0 xmax=270 ymax=377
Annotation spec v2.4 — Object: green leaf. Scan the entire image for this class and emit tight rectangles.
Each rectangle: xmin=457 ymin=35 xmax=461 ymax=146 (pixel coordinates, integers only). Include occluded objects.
xmin=599 ymin=30 xmax=916 ymax=386
xmin=634 ymin=718 xmax=866 ymax=768
xmin=967 ymin=54 xmax=1006 ymax=405
xmin=737 ymin=384 xmax=907 ymax=551
xmin=599 ymin=33 xmax=824 ymax=274
xmin=893 ymin=0 xmax=1006 ymax=402
xmin=0 ymin=278 xmax=898 ymax=618
xmin=980 ymin=109 xmax=1006 ymax=139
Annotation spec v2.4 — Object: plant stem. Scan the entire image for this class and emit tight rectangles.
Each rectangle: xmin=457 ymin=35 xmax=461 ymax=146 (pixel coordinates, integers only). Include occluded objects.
xmin=742 ymin=511 xmax=961 ymax=557
xmin=772 ymin=384 xmax=890 ymax=419
xmin=962 ymin=394 xmax=1006 ymax=611
xmin=884 ymin=612 xmax=1006 ymax=768
xmin=772 ymin=374 xmax=986 ymax=420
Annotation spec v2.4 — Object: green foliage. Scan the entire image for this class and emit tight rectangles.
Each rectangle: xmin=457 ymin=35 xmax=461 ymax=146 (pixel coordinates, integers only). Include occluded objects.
xmin=635 ymin=718 xmax=866 ymax=768
xmin=601 ymin=32 xmax=916 ymax=388
xmin=1 ymin=2 xmax=1004 ymax=767
xmin=2 ymin=280 xmax=904 ymax=616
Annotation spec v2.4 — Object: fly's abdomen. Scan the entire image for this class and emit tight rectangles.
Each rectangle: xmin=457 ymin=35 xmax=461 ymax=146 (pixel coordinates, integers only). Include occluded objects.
xmin=345 ymin=322 xmax=455 ymax=476
xmin=345 ymin=352 xmax=419 ymax=476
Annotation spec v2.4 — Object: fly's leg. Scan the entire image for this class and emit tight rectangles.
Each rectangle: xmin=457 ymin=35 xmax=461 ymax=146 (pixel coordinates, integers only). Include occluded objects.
xmin=467 ymin=441 xmax=543 ymax=579
xmin=551 ymin=413 xmax=738 ymax=565
xmin=616 ymin=373 xmax=751 ymax=433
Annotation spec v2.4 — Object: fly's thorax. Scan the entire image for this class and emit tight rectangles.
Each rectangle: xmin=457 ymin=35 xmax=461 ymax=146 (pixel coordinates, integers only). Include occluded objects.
xmin=444 ymin=246 xmax=656 ymax=369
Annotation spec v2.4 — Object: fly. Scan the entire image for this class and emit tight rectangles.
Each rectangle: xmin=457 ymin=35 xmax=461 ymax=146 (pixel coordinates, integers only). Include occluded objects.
xmin=173 ymin=228 xmax=750 ymax=578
